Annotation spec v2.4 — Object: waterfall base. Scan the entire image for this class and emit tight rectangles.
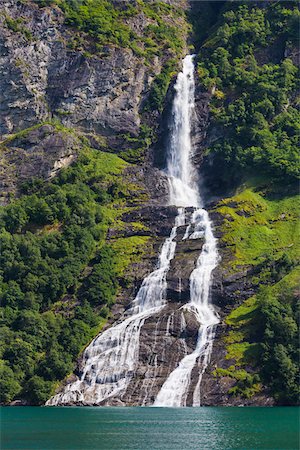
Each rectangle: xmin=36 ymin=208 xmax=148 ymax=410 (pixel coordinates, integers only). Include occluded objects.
xmin=47 ymin=56 xmax=221 ymax=408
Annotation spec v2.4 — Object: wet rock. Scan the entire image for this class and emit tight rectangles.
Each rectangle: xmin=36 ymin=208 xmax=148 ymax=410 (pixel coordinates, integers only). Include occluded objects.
xmin=166 ymin=238 xmax=203 ymax=301
xmin=122 ymin=205 xmax=179 ymax=237
xmin=114 ymin=305 xmax=201 ymax=406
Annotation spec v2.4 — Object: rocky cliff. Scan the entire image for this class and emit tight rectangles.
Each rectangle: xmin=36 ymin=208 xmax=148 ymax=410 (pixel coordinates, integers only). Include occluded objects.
xmin=0 ymin=0 xmax=188 ymax=201
xmin=1 ymin=0 xmax=299 ymax=407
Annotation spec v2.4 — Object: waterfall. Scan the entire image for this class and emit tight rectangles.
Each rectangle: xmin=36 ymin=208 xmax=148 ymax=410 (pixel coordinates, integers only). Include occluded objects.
xmin=47 ymin=55 xmax=219 ymax=407
xmin=167 ymin=54 xmax=199 ymax=208
xmin=153 ymin=55 xmax=219 ymax=407
xmin=47 ymin=209 xmax=186 ymax=406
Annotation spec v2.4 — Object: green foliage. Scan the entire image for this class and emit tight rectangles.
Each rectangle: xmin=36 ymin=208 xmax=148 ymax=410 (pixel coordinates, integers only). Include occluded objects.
xmin=0 ymin=361 xmax=22 ymax=403
xmin=82 ymin=247 xmax=118 ymax=307
xmin=224 ymin=268 xmax=300 ymax=405
xmin=215 ymin=187 xmax=300 ymax=271
xmin=198 ymin=2 xmax=300 ymax=184
xmin=256 ymin=281 xmax=299 ymax=404
xmin=228 ymin=374 xmax=261 ymax=399
xmin=110 ymin=235 xmax=150 ymax=278
xmin=0 ymin=146 xmax=146 ymax=404
xmin=4 ymin=16 xmax=32 ymax=40
xmin=24 ymin=376 xmax=54 ymax=404
xmin=214 ymin=366 xmax=261 ymax=399
xmin=33 ymin=0 xmax=186 ymax=62
xmin=119 ymin=125 xmax=154 ymax=163
xmin=214 ymin=181 xmax=299 ymax=403
xmin=62 ymin=0 xmax=135 ymax=48
xmin=145 ymin=59 xmax=177 ymax=112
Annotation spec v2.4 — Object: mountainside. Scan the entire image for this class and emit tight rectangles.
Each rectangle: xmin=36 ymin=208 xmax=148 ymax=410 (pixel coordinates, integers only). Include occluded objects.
xmin=0 ymin=0 xmax=299 ymax=406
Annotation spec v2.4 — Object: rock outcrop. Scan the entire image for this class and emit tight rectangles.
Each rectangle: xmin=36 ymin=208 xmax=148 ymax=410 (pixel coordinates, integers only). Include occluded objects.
xmin=0 ymin=0 xmax=188 ymax=200
xmin=0 ymin=1 xmax=158 ymax=137
xmin=0 ymin=124 xmax=79 ymax=204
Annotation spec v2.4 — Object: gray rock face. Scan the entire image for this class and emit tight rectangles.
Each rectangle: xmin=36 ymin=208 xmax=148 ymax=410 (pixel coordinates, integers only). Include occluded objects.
xmin=0 ymin=0 xmax=187 ymax=199
xmin=0 ymin=1 xmax=188 ymax=139
xmin=0 ymin=124 xmax=79 ymax=204
xmin=46 ymin=47 xmax=148 ymax=136
xmin=0 ymin=2 xmax=143 ymax=136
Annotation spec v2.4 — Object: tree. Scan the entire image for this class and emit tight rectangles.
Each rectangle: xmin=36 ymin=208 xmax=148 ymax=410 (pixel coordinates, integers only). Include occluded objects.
xmin=1 ymin=281 xmax=24 ymax=309
xmin=0 ymin=362 xmax=21 ymax=403
xmin=24 ymin=375 xmax=53 ymax=404
xmin=3 ymin=203 xmax=28 ymax=233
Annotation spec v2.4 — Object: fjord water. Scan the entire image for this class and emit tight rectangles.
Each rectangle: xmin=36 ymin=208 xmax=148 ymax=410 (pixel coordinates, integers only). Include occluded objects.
xmin=2 ymin=407 xmax=299 ymax=449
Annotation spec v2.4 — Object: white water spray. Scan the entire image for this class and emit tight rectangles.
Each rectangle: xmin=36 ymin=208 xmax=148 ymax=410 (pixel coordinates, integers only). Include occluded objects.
xmin=167 ymin=55 xmax=199 ymax=208
xmin=153 ymin=55 xmax=219 ymax=407
xmin=47 ymin=209 xmax=185 ymax=405
xmin=47 ymin=55 xmax=219 ymax=407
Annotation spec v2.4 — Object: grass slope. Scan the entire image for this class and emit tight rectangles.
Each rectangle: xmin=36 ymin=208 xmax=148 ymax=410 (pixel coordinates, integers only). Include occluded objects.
xmin=212 ymin=185 xmax=299 ymax=403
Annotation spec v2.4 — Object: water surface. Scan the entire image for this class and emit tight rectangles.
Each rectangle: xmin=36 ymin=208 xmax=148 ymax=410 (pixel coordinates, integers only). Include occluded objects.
xmin=1 ymin=406 xmax=299 ymax=449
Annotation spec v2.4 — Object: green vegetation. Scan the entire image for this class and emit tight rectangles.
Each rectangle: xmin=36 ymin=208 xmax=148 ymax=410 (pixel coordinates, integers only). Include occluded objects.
xmin=222 ymin=268 xmax=299 ymax=404
xmin=119 ymin=125 xmax=154 ymax=163
xmin=202 ymin=2 xmax=299 ymax=404
xmin=257 ymin=273 xmax=299 ymax=404
xmin=198 ymin=2 xmax=300 ymax=186
xmin=61 ymin=0 xmax=136 ymax=49
xmin=214 ymin=366 xmax=261 ymax=399
xmin=212 ymin=185 xmax=299 ymax=403
xmin=145 ymin=59 xmax=177 ymax=112
xmin=4 ymin=15 xmax=32 ymax=40
xmin=215 ymin=187 xmax=300 ymax=271
xmin=0 ymin=143 xmax=149 ymax=404
xmin=111 ymin=235 xmax=150 ymax=278
xmin=32 ymin=0 xmax=186 ymax=61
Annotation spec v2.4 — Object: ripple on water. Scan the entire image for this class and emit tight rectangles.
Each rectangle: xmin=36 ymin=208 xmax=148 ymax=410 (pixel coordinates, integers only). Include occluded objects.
xmin=1 ymin=406 xmax=299 ymax=450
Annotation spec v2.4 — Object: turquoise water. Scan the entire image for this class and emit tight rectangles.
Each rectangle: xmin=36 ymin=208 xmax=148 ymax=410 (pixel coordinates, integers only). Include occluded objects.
xmin=1 ymin=407 xmax=299 ymax=449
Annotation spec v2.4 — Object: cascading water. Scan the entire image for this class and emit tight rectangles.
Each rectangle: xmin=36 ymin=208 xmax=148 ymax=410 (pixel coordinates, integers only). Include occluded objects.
xmin=47 ymin=55 xmax=219 ymax=407
xmin=154 ymin=210 xmax=219 ymax=407
xmin=167 ymin=55 xmax=199 ymax=208
xmin=47 ymin=209 xmax=185 ymax=405
xmin=153 ymin=55 xmax=219 ymax=407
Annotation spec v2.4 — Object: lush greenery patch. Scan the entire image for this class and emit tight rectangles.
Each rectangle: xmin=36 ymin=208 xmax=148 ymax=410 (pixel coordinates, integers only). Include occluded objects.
xmin=257 ymin=272 xmax=299 ymax=404
xmin=212 ymin=183 xmax=299 ymax=403
xmin=119 ymin=125 xmax=154 ymax=163
xmin=145 ymin=59 xmax=178 ymax=112
xmin=215 ymin=187 xmax=300 ymax=272
xmin=203 ymin=2 xmax=300 ymax=404
xmin=32 ymin=0 xmax=186 ymax=60
xmin=198 ymin=1 xmax=300 ymax=186
xmin=214 ymin=366 xmax=261 ymax=399
xmin=0 ymin=144 xmax=148 ymax=404
xmin=223 ymin=268 xmax=299 ymax=404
